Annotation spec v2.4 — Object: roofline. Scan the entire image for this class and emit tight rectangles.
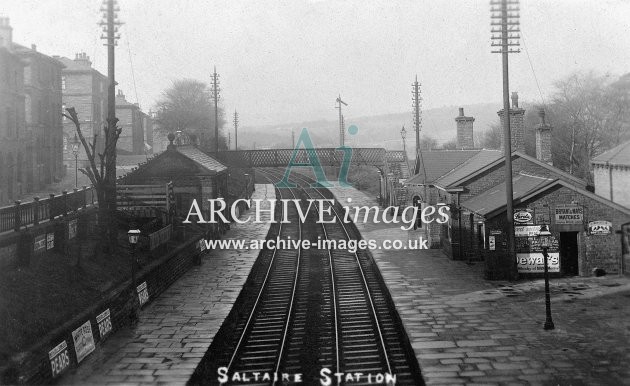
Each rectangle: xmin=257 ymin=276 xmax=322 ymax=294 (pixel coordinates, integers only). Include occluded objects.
xmin=467 ymin=178 xmax=630 ymax=220
xmin=439 ymin=151 xmax=586 ymax=189
xmin=462 ymin=178 xmax=558 ymax=219
xmin=591 ymin=160 xmax=630 ymax=167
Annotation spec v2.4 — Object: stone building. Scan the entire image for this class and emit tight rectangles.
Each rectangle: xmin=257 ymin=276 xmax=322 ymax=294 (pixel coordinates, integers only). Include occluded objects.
xmin=58 ymin=53 xmax=108 ymax=168
xmin=405 ymin=94 xmax=630 ymax=278
xmin=591 ymin=140 xmax=630 ymax=209
xmin=115 ymin=89 xmax=145 ymax=155
xmin=14 ymin=43 xmax=65 ymax=190
xmin=1 ymin=18 xmax=65 ymax=202
xmin=0 ymin=17 xmax=25 ymax=203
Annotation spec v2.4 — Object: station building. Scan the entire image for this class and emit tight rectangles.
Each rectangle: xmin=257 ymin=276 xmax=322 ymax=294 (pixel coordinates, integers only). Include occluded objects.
xmin=405 ymin=95 xmax=630 ymax=279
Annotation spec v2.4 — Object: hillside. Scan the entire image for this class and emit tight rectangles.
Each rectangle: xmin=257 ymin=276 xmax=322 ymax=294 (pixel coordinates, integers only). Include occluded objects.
xmin=236 ymin=102 xmax=501 ymax=150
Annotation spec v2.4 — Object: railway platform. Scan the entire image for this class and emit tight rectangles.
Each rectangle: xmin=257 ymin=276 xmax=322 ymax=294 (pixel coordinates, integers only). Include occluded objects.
xmin=328 ymin=185 xmax=630 ymax=385
xmin=58 ymin=184 xmax=275 ymax=385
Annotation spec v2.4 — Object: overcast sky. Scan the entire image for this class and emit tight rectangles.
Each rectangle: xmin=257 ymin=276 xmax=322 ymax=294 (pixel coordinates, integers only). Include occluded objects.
xmin=3 ymin=0 xmax=630 ymax=126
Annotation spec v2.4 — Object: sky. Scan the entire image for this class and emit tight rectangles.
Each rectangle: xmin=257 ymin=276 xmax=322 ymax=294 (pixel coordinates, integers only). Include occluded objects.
xmin=2 ymin=0 xmax=630 ymax=126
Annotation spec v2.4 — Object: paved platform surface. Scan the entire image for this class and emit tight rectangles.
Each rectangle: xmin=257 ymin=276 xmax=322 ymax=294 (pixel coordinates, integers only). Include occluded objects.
xmin=59 ymin=184 xmax=275 ymax=385
xmin=329 ymin=185 xmax=630 ymax=385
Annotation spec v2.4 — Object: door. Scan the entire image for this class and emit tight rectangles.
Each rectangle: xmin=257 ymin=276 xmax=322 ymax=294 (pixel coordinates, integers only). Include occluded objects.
xmin=560 ymin=232 xmax=579 ymax=276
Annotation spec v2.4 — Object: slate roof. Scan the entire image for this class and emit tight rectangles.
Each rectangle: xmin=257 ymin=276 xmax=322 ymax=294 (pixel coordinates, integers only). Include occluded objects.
xmin=460 ymin=172 xmax=555 ymax=218
xmin=592 ymin=140 xmax=630 ymax=166
xmin=407 ymin=150 xmax=481 ymax=184
xmin=177 ymin=146 xmax=228 ymax=174
xmin=434 ymin=149 xmax=503 ymax=188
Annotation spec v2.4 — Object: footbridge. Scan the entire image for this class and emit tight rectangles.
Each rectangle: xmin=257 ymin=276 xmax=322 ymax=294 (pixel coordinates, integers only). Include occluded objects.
xmin=214 ymin=148 xmax=411 ymax=205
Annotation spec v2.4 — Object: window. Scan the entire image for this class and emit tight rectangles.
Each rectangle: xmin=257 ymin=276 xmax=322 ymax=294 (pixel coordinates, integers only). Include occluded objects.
xmin=61 ymin=76 xmax=66 ymax=90
xmin=62 ymin=104 xmax=66 ymax=120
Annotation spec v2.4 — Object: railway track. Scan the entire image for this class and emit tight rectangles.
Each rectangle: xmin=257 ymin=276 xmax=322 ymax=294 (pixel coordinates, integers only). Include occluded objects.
xmin=189 ymin=169 xmax=422 ymax=385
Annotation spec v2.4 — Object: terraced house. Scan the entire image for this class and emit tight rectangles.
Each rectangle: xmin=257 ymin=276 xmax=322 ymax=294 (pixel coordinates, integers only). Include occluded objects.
xmin=0 ymin=18 xmax=64 ymax=203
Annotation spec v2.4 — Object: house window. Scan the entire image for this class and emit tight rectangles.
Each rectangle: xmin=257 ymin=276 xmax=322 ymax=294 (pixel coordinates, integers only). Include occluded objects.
xmin=62 ymin=104 xmax=66 ymax=120
xmin=61 ymin=76 xmax=66 ymax=90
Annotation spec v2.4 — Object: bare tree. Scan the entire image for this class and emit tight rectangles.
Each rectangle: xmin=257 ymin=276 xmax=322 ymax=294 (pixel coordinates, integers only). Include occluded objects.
xmin=63 ymin=107 xmax=121 ymax=251
xmin=545 ymin=72 xmax=630 ymax=182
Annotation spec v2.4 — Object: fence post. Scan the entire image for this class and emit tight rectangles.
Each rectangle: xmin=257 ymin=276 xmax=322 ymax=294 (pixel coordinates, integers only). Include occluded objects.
xmin=13 ymin=200 xmax=21 ymax=232
xmin=49 ymin=193 xmax=55 ymax=221
xmin=62 ymin=191 xmax=68 ymax=217
xmin=82 ymin=186 xmax=87 ymax=209
xmin=33 ymin=196 xmax=40 ymax=225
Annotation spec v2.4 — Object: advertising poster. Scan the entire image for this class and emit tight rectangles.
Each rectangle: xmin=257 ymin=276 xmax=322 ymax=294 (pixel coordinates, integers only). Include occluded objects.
xmin=516 ymin=234 xmax=560 ymax=273
xmin=71 ymin=321 xmax=96 ymax=363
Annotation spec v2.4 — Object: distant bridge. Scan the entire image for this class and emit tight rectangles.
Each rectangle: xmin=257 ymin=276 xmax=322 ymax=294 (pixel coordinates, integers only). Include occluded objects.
xmin=215 ymin=148 xmax=410 ymax=178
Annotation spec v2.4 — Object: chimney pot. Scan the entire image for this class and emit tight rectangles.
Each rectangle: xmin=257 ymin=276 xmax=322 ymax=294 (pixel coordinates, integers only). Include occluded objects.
xmin=459 ymin=107 xmax=464 ymax=117
xmin=31 ymin=44 xmax=36 ymax=51
xmin=511 ymin=92 xmax=519 ymax=108
xmin=538 ymin=107 xmax=546 ymax=124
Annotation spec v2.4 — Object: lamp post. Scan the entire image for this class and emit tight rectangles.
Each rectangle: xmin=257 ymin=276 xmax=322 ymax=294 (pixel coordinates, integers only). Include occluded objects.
xmin=72 ymin=134 xmax=80 ymax=188
xmin=400 ymin=125 xmax=407 ymax=155
xmin=538 ymin=224 xmax=555 ymax=330
xmin=128 ymin=228 xmax=141 ymax=322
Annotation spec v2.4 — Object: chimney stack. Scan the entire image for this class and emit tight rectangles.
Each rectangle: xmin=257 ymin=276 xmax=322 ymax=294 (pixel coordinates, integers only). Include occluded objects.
xmin=536 ymin=108 xmax=553 ymax=165
xmin=0 ymin=17 xmax=13 ymax=50
xmin=455 ymin=107 xmax=475 ymax=149
xmin=498 ymin=91 xmax=526 ymax=154
xmin=73 ymin=52 xmax=92 ymax=67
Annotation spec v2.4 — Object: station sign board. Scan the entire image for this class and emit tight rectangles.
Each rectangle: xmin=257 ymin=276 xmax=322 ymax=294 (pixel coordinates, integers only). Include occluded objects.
xmin=72 ymin=321 xmax=96 ymax=363
xmin=48 ymin=340 xmax=70 ymax=377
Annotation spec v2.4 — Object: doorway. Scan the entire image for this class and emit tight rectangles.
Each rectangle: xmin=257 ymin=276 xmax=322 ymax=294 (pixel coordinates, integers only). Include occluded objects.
xmin=560 ymin=232 xmax=579 ymax=276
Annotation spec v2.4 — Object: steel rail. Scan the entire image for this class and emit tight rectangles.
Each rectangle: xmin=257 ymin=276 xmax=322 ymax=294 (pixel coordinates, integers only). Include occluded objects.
xmin=224 ymin=172 xmax=302 ymax=382
xmin=289 ymin=171 xmax=393 ymax=376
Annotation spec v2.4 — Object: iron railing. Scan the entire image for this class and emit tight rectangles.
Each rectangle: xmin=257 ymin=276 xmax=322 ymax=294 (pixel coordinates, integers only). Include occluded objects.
xmin=0 ymin=186 xmax=97 ymax=233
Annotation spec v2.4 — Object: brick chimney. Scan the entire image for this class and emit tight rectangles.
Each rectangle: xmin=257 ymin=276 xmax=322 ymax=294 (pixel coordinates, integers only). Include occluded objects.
xmin=0 ymin=17 xmax=13 ymax=50
xmin=455 ymin=107 xmax=475 ymax=149
xmin=116 ymin=89 xmax=126 ymax=102
xmin=536 ymin=108 xmax=553 ymax=165
xmin=73 ymin=52 xmax=92 ymax=67
xmin=498 ymin=92 xmax=526 ymax=154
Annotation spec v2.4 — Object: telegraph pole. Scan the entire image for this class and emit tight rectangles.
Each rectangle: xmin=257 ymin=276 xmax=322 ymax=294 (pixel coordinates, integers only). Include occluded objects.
xmin=211 ymin=66 xmax=220 ymax=153
xmin=99 ymin=0 xmax=122 ymax=248
xmin=228 ymin=132 xmax=231 ymax=150
xmin=233 ymin=110 xmax=238 ymax=150
xmin=491 ymin=0 xmax=521 ymax=280
xmin=335 ymin=95 xmax=347 ymax=146
xmin=412 ymin=75 xmax=421 ymax=167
